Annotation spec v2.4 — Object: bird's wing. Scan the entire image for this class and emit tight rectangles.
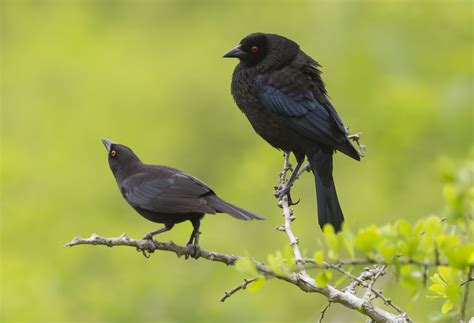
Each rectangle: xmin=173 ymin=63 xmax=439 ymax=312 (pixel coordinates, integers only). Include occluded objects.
xmin=255 ymin=69 xmax=348 ymax=147
xmin=121 ymin=170 xmax=216 ymax=215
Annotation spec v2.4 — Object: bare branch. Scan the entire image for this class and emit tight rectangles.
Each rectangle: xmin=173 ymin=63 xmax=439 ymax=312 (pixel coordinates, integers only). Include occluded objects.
xmin=220 ymin=278 xmax=258 ymax=302
xmin=318 ymin=301 xmax=332 ymax=323
xmin=65 ymin=233 xmax=403 ymax=322
xmin=363 ymin=265 xmax=386 ymax=302
xmin=303 ymin=257 xmax=449 ymax=268
xmin=460 ymin=276 xmax=474 ymax=287
xmin=277 ymin=152 xmax=307 ymax=275
xmin=347 ymin=131 xmax=366 ymax=157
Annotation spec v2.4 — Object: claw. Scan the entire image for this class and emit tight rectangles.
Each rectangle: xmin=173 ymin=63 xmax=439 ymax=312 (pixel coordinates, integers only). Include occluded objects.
xmin=143 ymin=234 xmax=153 ymax=241
xmin=185 ymin=243 xmax=201 ymax=260
xmin=275 ymin=184 xmax=291 ymax=199
xmin=288 ymin=197 xmax=300 ymax=206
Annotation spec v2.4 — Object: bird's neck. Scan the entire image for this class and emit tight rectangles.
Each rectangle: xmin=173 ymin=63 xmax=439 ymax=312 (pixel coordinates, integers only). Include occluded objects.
xmin=113 ymin=160 xmax=143 ymax=183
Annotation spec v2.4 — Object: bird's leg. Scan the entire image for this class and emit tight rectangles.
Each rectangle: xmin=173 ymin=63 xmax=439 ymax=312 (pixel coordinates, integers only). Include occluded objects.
xmin=185 ymin=220 xmax=201 ymax=259
xmin=275 ymin=158 xmax=304 ymax=205
xmin=142 ymin=224 xmax=174 ymax=241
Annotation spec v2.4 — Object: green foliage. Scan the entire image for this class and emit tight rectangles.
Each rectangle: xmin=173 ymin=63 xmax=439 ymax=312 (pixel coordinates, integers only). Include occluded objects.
xmin=235 ymin=257 xmax=258 ymax=277
xmin=264 ymin=158 xmax=474 ymax=318
xmin=428 ymin=267 xmax=462 ymax=314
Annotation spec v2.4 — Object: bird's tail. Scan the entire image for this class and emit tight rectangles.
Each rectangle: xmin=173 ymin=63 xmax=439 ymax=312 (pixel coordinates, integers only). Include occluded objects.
xmin=205 ymin=195 xmax=264 ymax=220
xmin=338 ymin=140 xmax=361 ymax=161
xmin=307 ymin=149 xmax=344 ymax=232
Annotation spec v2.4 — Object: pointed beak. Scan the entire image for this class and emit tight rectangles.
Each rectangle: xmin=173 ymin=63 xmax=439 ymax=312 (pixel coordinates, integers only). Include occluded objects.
xmin=101 ymin=138 xmax=114 ymax=152
xmin=223 ymin=44 xmax=247 ymax=59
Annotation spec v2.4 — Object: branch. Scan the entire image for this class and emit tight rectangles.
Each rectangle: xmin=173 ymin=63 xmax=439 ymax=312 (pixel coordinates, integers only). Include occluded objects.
xmin=460 ymin=266 xmax=473 ymax=320
xmin=347 ymin=131 xmax=366 ymax=157
xmin=303 ymin=257 xmax=449 ymax=268
xmin=277 ymin=152 xmax=307 ymax=275
xmin=67 ymin=138 xmax=412 ymax=322
xmin=318 ymin=301 xmax=332 ymax=323
xmin=273 ymin=153 xmax=410 ymax=322
xmin=220 ymin=278 xmax=258 ymax=302
xmin=65 ymin=233 xmax=402 ymax=322
xmin=460 ymin=276 xmax=474 ymax=287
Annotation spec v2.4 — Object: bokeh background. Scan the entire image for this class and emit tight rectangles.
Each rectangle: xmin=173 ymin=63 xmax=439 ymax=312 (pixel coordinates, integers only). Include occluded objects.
xmin=2 ymin=1 xmax=472 ymax=322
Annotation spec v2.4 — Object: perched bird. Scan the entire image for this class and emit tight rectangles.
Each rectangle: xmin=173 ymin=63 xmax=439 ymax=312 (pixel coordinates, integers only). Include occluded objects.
xmin=101 ymin=139 xmax=263 ymax=253
xmin=223 ymin=33 xmax=360 ymax=232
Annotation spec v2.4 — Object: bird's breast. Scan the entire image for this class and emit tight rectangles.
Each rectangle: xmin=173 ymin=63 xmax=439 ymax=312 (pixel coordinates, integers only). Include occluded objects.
xmin=230 ymin=70 xmax=308 ymax=155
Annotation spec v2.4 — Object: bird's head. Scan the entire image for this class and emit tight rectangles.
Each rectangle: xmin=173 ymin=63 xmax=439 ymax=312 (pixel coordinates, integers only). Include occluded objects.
xmin=223 ymin=33 xmax=300 ymax=70
xmin=101 ymin=138 xmax=141 ymax=177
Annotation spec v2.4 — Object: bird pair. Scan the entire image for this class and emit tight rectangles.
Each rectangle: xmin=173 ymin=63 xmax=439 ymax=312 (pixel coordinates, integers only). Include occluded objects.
xmin=102 ymin=33 xmax=360 ymax=256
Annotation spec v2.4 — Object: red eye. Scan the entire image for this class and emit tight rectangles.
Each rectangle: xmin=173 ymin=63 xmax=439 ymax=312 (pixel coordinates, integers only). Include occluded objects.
xmin=250 ymin=45 xmax=259 ymax=53
xmin=110 ymin=150 xmax=117 ymax=157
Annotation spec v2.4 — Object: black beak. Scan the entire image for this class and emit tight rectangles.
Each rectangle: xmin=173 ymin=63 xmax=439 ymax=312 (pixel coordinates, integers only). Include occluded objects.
xmin=101 ymin=138 xmax=114 ymax=152
xmin=223 ymin=44 xmax=247 ymax=59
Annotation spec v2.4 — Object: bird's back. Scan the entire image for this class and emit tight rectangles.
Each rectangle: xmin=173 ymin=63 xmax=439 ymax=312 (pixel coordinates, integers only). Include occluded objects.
xmin=231 ymin=52 xmax=359 ymax=160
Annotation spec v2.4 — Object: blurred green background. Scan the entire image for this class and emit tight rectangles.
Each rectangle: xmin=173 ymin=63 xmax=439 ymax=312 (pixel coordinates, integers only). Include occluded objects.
xmin=1 ymin=0 xmax=472 ymax=322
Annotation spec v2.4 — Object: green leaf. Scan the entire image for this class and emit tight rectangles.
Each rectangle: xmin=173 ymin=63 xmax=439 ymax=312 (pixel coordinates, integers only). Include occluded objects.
xmin=430 ymin=273 xmax=446 ymax=286
xmin=437 ymin=266 xmax=452 ymax=283
xmin=235 ymin=257 xmax=258 ymax=276
xmin=379 ymin=244 xmax=397 ymax=263
xmin=446 ymin=282 xmax=461 ymax=304
xmin=355 ymin=225 xmax=381 ymax=253
xmin=424 ymin=216 xmax=442 ymax=237
xmin=313 ymin=251 xmax=324 ymax=266
xmin=341 ymin=231 xmax=355 ymax=258
xmin=443 ymin=184 xmax=461 ymax=209
xmin=441 ymin=299 xmax=454 ymax=314
xmin=398 ymin=220 xmax=412 ymax=238
xmin=428 ymin=284 xmax=446 ymax=296
xmin=323 ymin=224 xmax=340 ymax=259
xmin=445 ymin=244 xmax=474 ymax=270
xmin=248 ymin=277 xmax=264 ymax=292
xmin=315 ymin=270 xmax=332 ymax=288
xmin=283 ymin=246 xmax=294 ymax=266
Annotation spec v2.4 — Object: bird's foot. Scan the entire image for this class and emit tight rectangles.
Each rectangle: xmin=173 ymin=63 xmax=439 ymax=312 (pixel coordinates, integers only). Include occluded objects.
xmin=274 ymin=184 xmax=290 ymax=198
xmin=274 ymin=185 xmax=300 ymax=206
xmin=185 ymin=243 xmax=201 ymax=260
xmin=141 ymin=234 xmax=159 ymax=251
xmin=142 ymin=233 xmax=154 ymax=241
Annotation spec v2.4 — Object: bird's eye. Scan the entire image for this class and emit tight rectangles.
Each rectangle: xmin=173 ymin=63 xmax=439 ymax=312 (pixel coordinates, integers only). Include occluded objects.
xmin=110 ymin=150 xmax=117 ymax=157
xmin=250 ymin=45 xmax=259 ymax=53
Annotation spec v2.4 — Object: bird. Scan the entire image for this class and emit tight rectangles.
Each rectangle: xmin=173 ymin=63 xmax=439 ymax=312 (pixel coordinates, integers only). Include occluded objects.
xmin=101 ymin=138 xmax=263 ymax=255
xmin=223 ymin=33 xmax=360 ymax=232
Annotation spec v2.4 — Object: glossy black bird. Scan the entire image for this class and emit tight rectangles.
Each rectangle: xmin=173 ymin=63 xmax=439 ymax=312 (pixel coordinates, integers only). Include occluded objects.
xmin=223 ymin=33 xmax=360 ymax=232
xmin=101 ymin=139 xmax=263 ymax=251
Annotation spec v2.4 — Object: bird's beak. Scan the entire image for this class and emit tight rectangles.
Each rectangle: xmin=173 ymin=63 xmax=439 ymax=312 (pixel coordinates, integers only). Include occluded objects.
xmin=101 ymin=138 xmax=115 ymax=152
xmin=223 ymin=44 xmax=247 ymax=59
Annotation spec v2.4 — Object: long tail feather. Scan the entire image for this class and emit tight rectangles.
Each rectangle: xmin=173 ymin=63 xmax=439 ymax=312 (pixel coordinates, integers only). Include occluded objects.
xmin=307 ymin=149 xmax=344 ymax=232
xmin=205 ymin=195 xmax=264 ymax=220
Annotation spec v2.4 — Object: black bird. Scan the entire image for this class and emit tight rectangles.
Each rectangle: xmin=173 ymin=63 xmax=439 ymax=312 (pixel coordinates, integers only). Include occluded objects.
xmin=223 ymin=33 xmax=360 ymax=232
xmin=101 ymin=138 xmax=263 ymax=252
